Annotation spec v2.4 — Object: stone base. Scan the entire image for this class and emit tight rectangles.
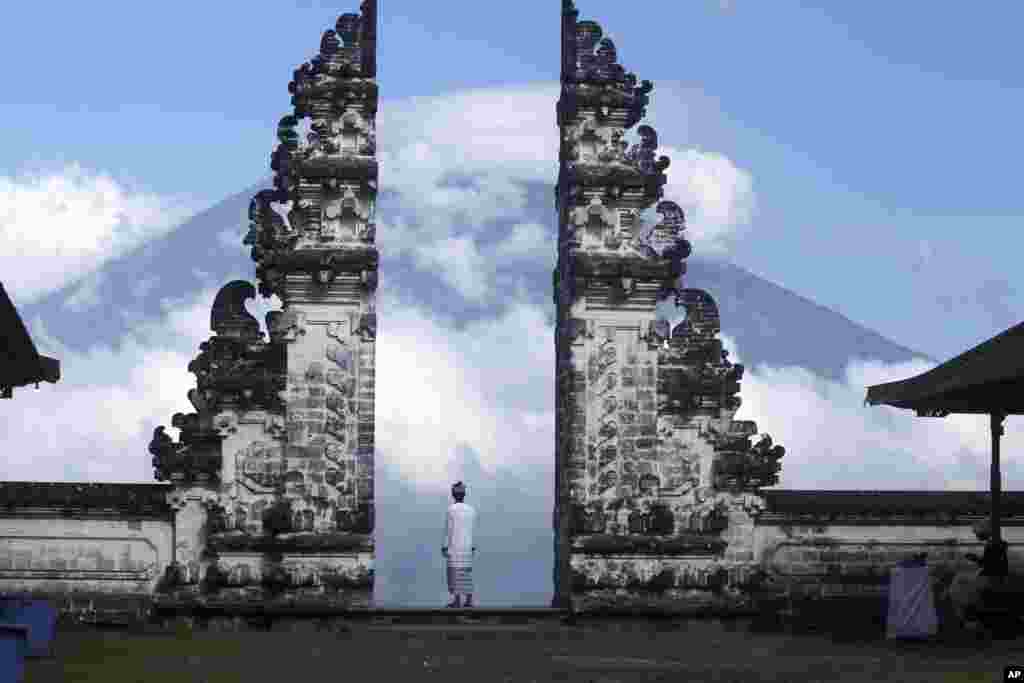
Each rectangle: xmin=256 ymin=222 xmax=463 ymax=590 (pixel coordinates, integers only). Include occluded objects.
xmin=569 ymin=553 xmax=775 ymax=614
xmin=159 ymin=550 xmax=373 ymax=607
xmin=571 ymin=554 xmax=765 ymax=591
xmin=571 ymin=588 xmax=755 ymax=615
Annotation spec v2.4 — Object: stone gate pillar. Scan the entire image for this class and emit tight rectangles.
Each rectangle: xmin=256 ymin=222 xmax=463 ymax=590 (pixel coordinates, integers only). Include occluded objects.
xmin=151 ymin=0 xmax=379 ymax=606
xmin=247 ymin=0 xmax=379 ymax=603
xmin=553 ymin=0 xmax=686 ymax=608
xmin=553 ymin=0 xmax=785 ymax=613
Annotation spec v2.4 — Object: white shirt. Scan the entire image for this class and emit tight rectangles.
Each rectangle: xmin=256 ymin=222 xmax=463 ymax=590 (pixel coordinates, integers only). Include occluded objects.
xmin=444 ymin=502 xmax=476 ymax=567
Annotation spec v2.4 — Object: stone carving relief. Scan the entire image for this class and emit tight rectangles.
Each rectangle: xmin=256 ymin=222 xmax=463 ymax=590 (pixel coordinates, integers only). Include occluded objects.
xmin=564 ymin=117 xmax=630 ymax=166
xmin=353 ymin=311 xmax=376 ymax=341
xmin=570 ymin=196 xmax=618 ymax=249
xmin=236 ymin=442 xmax=285 ymax=493
xmin=625 ymin=125 xmax=670 ymax=176
xmin=264 ymin=414 xmax=286 ymax=440
xmin=641 ymin=200 xmax=690 ymax=260
xmin=326 ymin=320 xmax=347 ymax=342
xmin=267 ymin=310 xmax=307 ymax=343
xmin=320 ymin=186 xmax=373 ymax=243
xmin=214 ymin=413 xmax=238 ymax=438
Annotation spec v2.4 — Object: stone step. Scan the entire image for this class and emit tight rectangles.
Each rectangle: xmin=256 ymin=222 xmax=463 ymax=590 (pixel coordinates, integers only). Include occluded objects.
xmin=362 ymin=623 xmax=544 ymax=633
xmin=150 ymin=603 xmax=568 ymax=624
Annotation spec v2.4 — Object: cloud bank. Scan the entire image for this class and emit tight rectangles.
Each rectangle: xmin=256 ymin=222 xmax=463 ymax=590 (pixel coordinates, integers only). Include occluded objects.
xmin=375 ymin=84 xmax=757 ymax=301
xmin=726 ymin=336 xmax=1023 ymax=492
xmin=0 ymin=163 xmax=202 ymax=305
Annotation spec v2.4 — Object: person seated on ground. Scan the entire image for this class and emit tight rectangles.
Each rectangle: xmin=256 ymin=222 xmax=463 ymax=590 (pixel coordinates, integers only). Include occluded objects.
xmin=949 ymin=519 xmax=1011 ymax=627
xmin=965 ymin=538 xmax=1009 ymax=577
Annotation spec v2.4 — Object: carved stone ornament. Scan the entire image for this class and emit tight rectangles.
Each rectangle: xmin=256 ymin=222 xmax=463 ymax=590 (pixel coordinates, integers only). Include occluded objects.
xmin=361 ymin=269 xmax=378 ymax=291
xmin=214 ymin=412 xmax=239 ymax=438
xmin=315 ymin=267 xmax=337 ymax=285
xmin=326 ymin=320 xmax=348 ymax=342
xmin=167 ymin=490 xmax=189 ymax=511
xmin=236 ymin=442 xmax=285 ymax=492
xmin=245 ymin=1 xmax=379 ymax=299
xmin=354 ymin=312 xmax=376 ymax=341
xmin=267 ymin=310 xmax=307 ymax=342
xmin=572 ymin=196 xmax=616 ymax=241
xmin=210 ymin=281 xmax=262 ymax=341
xmin=568 ymin=317 xmax=595 ymax=342
xmin=265 ymin=413 xmax=287 ymax=439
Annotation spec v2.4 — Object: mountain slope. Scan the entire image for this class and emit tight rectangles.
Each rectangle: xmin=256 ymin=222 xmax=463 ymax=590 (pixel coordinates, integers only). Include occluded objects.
xmin=684 ymin=257 xmax=932 ymax=380
xmin=20 ymin=179 xmax=930 ymax=381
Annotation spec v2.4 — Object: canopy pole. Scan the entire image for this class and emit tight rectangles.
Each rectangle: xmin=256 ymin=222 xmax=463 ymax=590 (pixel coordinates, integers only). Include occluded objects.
xmin=992 ymin=410 xmax=1006 ymax=545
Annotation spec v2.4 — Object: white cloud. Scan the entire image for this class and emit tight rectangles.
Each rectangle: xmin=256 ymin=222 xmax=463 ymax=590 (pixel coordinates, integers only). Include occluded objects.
xmin=0 ymin=164 xmax=202 ymax=303
xmin=494 ymin=221 xmax=555 ymax=264
xmin=660 ymin=146 xmax=755 ymax=255
xmin=380 ymin=86 xmax=560 ymax=187
xmin=725 ymin=335 xmax=1023 ymax=492
xmin=375 ymin=292 xmax=555 ymax=494
xmin=376 ymin=84 xmax=754 ymax=301
xmin=6 ymin=283 xmax=282 ymax=484
xmin=63 ymin=271 xmax=105 ymax=312
xmin=409 ymin=235 xmax=491 ymax=302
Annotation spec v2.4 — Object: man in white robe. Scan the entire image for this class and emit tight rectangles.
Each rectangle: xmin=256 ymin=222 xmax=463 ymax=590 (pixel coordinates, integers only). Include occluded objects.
xmin=442 ymin=481 xmax=476 ymax=608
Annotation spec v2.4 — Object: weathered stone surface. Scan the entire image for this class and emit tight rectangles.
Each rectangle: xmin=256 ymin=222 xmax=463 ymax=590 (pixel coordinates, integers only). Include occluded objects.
xmin=143 ymin=0 xmax=379 ymax=606
xmin=553 ymin=1 xmax=784 ymax=613
xmin=0 ymin=486 xmax=173 ymax=597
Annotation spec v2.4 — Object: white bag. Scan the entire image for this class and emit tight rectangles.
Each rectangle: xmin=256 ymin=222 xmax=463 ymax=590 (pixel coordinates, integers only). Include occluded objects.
xmin=886 ymin=564 xmax=938 ymax=639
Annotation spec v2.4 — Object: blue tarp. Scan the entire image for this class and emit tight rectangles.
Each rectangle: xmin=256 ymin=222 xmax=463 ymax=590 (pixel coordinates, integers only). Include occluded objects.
xmin=887 ymin=563 xmax=938 ymax=639
xmin=0 ymin=624 xmax=28 ymax=683
xmin=0 ymin=598 xmax=56 ymax=657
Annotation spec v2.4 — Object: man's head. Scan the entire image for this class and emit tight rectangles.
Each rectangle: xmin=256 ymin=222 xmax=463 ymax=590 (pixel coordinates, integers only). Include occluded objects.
xmin=451 ymin=481 xmax=466 ymax=503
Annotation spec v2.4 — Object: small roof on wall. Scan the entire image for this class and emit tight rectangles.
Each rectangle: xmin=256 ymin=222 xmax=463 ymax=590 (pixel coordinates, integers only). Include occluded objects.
xmin=0 ymin=281 xmax=60 ymax=398
xmin=865 ymin=321 xmax=1024 ymax=416
xmin=762 ymin=490 xmax=1024 ymax=517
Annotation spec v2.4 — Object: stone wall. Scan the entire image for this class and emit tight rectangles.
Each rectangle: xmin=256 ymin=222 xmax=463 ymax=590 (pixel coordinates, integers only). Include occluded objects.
xmin=752 ymin=491 xmax=1024 ymax=603
xmin=566 ymin=490 xmax=1024 ymax=614
xmin=0 ymin=483 xmax=173 ymax=617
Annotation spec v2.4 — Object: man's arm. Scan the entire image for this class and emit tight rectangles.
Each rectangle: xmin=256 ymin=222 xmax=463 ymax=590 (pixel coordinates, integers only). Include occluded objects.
xmin=442 ymin=507 xmax=449 ymax=557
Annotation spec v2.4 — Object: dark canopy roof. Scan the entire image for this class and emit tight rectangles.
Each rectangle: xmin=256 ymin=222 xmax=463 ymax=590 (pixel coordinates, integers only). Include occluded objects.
xmin=865 ymin=321 xmax=1024 ymax=415
xmin=0 ymin=281 xmax=60 ymax=396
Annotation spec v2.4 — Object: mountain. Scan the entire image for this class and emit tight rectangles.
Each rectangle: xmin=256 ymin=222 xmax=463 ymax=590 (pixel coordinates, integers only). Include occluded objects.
xmin=683 ymin=258 xmax=933 ymax=379
xmin=19 ymin=179 xmax=931 ymax=376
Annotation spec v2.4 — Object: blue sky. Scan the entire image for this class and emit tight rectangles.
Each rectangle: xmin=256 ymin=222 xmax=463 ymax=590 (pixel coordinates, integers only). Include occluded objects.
xmin=1 ymin=1 xmax=1022 ymax=604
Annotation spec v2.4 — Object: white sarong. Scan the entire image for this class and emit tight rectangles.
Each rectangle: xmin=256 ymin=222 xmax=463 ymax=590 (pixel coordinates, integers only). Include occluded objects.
xmin=445 ymin=502 xmax=476 ymax=594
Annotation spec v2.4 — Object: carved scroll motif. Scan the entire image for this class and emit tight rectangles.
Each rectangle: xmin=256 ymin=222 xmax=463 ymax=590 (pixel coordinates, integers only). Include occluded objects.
xmin=236 ymin=442 xmax=285 ymax=492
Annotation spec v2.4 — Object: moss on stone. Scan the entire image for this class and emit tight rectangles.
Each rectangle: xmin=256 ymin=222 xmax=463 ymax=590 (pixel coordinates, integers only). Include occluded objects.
xmin=575 ymin=533 xmax=725 ymax=556
xmin=206 ymin=532 xmax=372 ymax=553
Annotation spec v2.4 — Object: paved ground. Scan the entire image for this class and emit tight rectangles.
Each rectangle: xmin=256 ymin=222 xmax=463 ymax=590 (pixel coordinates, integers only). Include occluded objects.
xmin=23 ymin=620 xmax=1024 ymax=682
